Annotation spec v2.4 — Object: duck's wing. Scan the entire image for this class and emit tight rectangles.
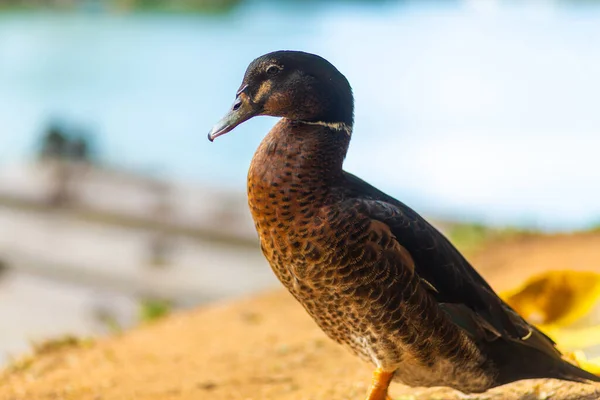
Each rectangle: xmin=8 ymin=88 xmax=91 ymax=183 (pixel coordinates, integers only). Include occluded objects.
xmin=341 ymin=172 xmax=560 ymax=356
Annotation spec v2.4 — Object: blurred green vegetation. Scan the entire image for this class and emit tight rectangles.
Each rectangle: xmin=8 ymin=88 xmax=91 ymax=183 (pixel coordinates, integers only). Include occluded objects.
xmin=31 ymin=335 xmax=94 ymax=355
xmin=139 ymin=298 xmax=173 ymax=322
xmin=588 ymin=222 xmax=600 ymax=233
xmin=38 ymin=122 xmax=97 ymax=164
xmin=446 ymin=223 xmax=534 ymax=257
xmin=0 ymin=0 xmax=243 ymax=13
xmin=6 ymin=335 xmax=94 ymax=374
xmin=113 ymin=0 xmax=243 ymax=13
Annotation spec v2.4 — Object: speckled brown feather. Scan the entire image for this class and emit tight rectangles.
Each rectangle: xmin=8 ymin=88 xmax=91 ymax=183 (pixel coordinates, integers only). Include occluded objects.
xmin=248 ymin=119 xmax=493 ymax=391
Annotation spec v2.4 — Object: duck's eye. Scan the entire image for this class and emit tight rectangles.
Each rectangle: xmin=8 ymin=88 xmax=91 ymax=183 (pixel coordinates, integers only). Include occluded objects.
xmin=266 ymin=65 xmax=281 ymax=76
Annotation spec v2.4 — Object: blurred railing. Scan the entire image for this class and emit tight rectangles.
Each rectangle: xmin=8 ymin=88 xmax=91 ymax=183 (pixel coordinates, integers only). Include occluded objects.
xmin=0 ymin=160 xmax=277 ymax=362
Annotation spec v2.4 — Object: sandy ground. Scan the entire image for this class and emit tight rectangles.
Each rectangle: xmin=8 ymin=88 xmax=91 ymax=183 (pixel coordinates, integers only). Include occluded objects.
xmin=2 ymin=232 xmax=600 ymax=400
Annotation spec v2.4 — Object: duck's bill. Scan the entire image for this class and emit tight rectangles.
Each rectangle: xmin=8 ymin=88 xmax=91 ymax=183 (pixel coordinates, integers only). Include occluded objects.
xmin=208 ymin=96 xmax=259 ymax=142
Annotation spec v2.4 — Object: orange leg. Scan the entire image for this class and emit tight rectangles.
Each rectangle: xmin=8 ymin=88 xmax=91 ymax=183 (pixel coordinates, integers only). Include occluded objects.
xmin=365 ymin=367 xmax=394 ymax=400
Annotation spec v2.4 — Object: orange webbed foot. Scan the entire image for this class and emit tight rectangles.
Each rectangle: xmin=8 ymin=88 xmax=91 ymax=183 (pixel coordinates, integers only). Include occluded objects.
xmin=365 ymin=367 xmax=394 ymax=400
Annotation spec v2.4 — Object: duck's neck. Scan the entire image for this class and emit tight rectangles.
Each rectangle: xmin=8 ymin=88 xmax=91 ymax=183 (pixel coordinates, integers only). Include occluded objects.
xmin=248 ymin=118 xmax=351 ymax=204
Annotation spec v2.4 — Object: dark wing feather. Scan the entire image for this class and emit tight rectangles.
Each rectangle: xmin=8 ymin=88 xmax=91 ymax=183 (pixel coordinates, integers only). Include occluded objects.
xmin=341 ymin=171 xmax=561 ymax=358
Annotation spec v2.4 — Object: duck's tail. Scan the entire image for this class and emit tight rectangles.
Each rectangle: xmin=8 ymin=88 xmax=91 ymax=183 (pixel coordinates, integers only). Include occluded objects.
xmin=554 ymin=357 xmax=600 ymax=383
xmin=488 ymin=338 xmax=600 ymax=387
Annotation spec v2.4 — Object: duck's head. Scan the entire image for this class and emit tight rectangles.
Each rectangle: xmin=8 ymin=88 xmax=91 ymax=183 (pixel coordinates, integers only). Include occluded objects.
xmin=208 ymin=50 xmax=354 ymax=141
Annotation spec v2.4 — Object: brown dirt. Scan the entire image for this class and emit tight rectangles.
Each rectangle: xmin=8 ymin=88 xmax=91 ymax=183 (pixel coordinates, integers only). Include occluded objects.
xmin=2 ymin=232 xmax=600 ymax=400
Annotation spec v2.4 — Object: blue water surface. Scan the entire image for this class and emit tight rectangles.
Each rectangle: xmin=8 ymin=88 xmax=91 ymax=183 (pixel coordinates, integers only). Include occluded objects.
xmin=1 ymin=1 xmax=599 ymax=229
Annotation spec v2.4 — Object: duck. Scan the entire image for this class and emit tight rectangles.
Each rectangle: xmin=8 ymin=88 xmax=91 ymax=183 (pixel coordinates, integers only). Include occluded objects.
xmin=208 ymin=50 xmax=600 ymax=400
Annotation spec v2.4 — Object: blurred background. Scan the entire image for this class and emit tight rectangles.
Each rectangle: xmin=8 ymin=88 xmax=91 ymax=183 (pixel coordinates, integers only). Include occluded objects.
xmin=1 ymin=0 xmax=599 ymax=366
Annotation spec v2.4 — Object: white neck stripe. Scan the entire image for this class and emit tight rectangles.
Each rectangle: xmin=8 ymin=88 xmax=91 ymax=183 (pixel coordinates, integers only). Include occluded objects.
xmin=298 ymin=120 xmax=352 ymax=136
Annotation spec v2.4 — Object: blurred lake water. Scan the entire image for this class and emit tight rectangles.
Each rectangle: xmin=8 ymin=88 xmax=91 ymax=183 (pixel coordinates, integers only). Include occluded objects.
xmin=1 ymin=1 xmax=600 ymax=227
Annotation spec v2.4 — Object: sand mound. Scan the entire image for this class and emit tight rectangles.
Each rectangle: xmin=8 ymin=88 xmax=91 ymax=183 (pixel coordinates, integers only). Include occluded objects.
xmin=2 ymin=233 xmax=600 ymax=400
